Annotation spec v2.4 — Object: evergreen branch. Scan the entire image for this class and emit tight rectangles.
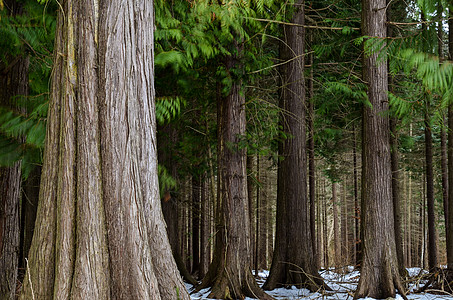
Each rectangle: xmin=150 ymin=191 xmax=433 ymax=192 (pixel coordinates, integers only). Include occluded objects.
xmin=245 ymin=17 xmax=360 ymax=31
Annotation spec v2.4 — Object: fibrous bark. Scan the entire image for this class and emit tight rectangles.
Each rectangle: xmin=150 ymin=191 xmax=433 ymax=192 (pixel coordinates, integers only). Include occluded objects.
xmin=19 ymin=1 xmax=189 ymax=299
xmin=354 ymin=0 xmax=407 ymax=298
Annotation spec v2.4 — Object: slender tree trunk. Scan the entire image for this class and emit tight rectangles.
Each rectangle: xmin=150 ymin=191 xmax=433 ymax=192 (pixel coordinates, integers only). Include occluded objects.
xmin=438 ymin=4 xmax=448 ymax=237
xmin=246 ymin=155 xmax=256 ymax=273
xmin=0 ymin=2 xmax=28 ymax=296
xmin=355 ymin=0 xmax=407 ymax=297
xmin=254 ymin=155 xmax=260 ymax=273
xmin=424 ymin=102 xmax=438 ymax=270
xmin=198 ymin=42 xmax=272 ymax=299
xmin=0 ymin=61 xmax=27 ymax=300
xmin=263 ymin=0 xmax=325 ymax=291
xmin=390 ymin=117 xmax=406 ymax=276
xmin=19 ymin=1 xmax=189 ymax=299
xmin=19 ymin=166 xmax=40 ymax=270
xmin=259 ymin=157 xmax=269 ymax=269
xmin=407 ymin=169 xmax=412 ymax=267
xmin=200 ymin=176 xmax=210 ymax=278
xmin=316 ymin=167 xmax=323 ymax=268
xmin=192 ymin=174 xmax=201 ymax=275
xmin=158 ymin=124 xmax=198 ymax=285
xmin=341 ymin=181 xmax=349 ymax=267
xmin=323 ymin=179 xmax=329 ymax=269
xmin=332 ymin=182 xmax=340 ymax=269
xmin=352 ymin=124 xmax=360 ymax=267
xmin=442 ymin=117 xmax=449 ymax=234
xmin=307 ymin=29 xmax=317 ymax=269
xmin=446 ymin=8 xmax=453 ymax=270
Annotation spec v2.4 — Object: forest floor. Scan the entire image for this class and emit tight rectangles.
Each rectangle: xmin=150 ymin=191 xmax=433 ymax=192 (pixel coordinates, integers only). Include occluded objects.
xmin=187 ymin=267 xmax=452 ymax=299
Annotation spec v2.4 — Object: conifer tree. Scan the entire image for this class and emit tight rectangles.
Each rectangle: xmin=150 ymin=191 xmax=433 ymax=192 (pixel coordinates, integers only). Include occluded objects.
xmin=355 ymin=0 xmax=407 ymax=298
xmin=19 ymin=0 xmax=189 ymax=298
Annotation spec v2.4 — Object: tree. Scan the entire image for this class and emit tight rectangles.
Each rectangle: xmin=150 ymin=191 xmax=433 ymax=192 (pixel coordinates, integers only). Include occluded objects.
xmin=263 ymin=0 xmax=324 ymax=291
xmin=0 ymin=2 xmax=29 ymax=298
xmin=354 ymin=0 xmax=407 ymax=298
xmin=197 ymin=38 xmax=272 ymax=299
xmin=447 ymin=6 xmax=453 ymax=271
xmin=19 ymin=0 xmax=189 ymax=299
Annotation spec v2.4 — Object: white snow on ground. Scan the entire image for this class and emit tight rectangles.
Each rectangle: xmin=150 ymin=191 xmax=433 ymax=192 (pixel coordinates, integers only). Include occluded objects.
xmin=187 ymin=267 xmax=453 ymax=299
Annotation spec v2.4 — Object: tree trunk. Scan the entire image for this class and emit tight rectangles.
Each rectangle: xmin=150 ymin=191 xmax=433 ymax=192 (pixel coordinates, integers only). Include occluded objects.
xmin=447 ymin=8 xmax=453 ymax=270
xmin=307 ymin=29 xmax=317 ymax=269
xmin=0 ymin=1 xmax=28 ymax=296
xmin=424 ymin=102 xmax=438 ymax=270
xmin=316 ymin=168 xmax=323 ymax=268
xmin=341 ymin=181 xmax=349 ymax=267
xmin=323 ymin=178 xmax=329 ymax=269
xmin=19 ymin=1 xmax=189 ymax=299
xmin=332 ymin=182 xmax=340 ymax=269
xmin=259 ymin=157 xmax=269 ymax=269
xmin=407 ymin=169 xmax=412 ymax=267
xmin=263 ymin=0 xmax=324 ymax=291
xmin=158 ymin=124 xmax=197 ymax=285
xmin=19 ymin=166 xmax=41 ymax=270
xmin=390 ymin=117 xmax=406 ymax=276
xmin=442 ymin=117 xmax=449 ymax=234
xmin=192 ymin=174 xmax=201 ymax=275
xmin=355 ymin=0 xmax=407 ymax=297
xmin=200 ymin=175 xmax=210 ymax=278
xmin=352 ymin=123 xmax=360 ymax=267
xmin=198 ymin=42 xmax=272 ymax=299
xmin=439 ymin=3 xmax=448 ymax=237
xmin=246 ymin=155 xmax=256 ymax=273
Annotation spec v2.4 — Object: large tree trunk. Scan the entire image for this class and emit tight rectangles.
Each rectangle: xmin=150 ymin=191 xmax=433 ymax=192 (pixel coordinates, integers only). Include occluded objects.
xmin=263 ymin=0 xmax=324 ymax=291
xmin=355 ymin=0 xmax=406 ymax=298
xmin=0 ymin=2 xmax=28 ymax=296
xmin=198 ymin=43 xmax=272 ymax=299
xmin=19 ymin=1 xmax=189 ymax=299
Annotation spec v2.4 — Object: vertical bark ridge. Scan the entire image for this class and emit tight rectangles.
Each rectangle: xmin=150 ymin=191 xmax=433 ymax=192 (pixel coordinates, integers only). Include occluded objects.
xmin=19 ymin=6 xmax=65 ymax=299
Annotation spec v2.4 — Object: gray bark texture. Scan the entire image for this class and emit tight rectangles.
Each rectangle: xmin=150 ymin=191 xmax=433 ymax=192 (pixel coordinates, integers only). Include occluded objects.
xmin=19 ymin=1 xmax=189 ymax=299
xmin=355 ymin=0 xmax=407 ymax=298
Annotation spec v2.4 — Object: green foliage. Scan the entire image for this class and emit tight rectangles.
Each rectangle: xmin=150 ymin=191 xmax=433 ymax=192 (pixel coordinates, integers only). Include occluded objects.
xmin=158 ymin=165 xmax=177 ymax=198
xmin=397 ymin=49 xmax=453 ymax=98
xmin=0 ymin=0 xmax=56 ymax=178
xmin=156 ymin=96 xmax=186 ymax=125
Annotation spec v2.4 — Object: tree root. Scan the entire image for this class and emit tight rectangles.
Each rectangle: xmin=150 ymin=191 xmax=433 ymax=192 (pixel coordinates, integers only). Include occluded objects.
xmin=416 ymin=268 xmax=453 ymax=295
